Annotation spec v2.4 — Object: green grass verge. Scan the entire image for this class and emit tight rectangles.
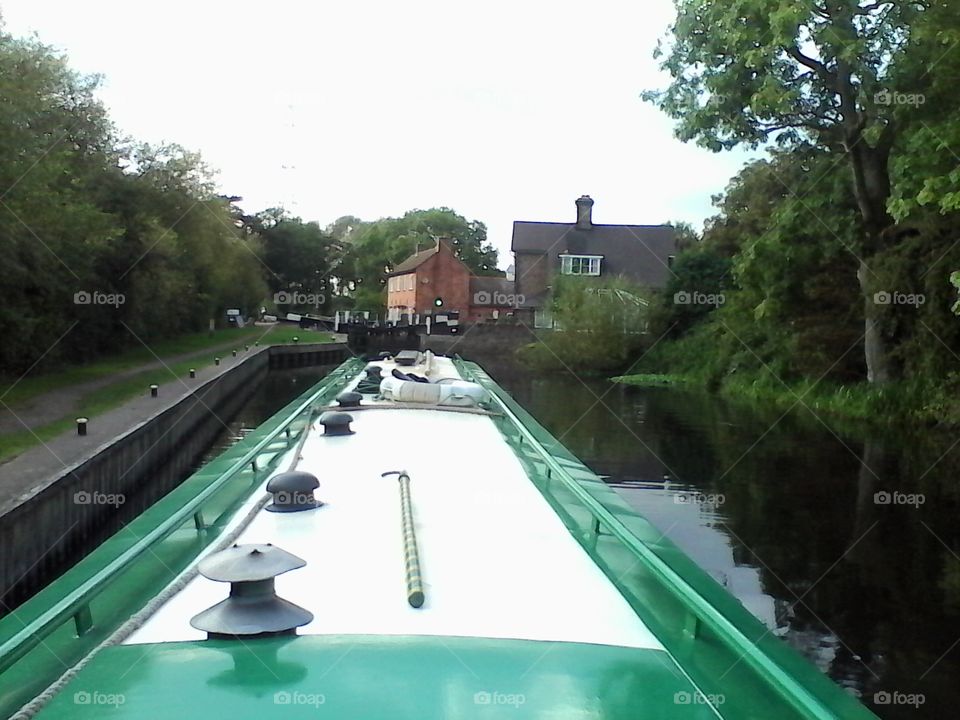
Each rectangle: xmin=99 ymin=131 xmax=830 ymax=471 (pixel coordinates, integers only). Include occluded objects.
xmin=0 ymin=328 xmax=264 ymax=408
xmin=0 ymin=324 xmax=339 ymax=462
xmin=0 ymin=326 xmax=337 ymax=409
xmin=258 ymin=326 xmax=336 ymax=345
xmin=615 ymin=364 xmax=960 ymax=428
xmin=610 ymin=373 xmax=688 ymax=387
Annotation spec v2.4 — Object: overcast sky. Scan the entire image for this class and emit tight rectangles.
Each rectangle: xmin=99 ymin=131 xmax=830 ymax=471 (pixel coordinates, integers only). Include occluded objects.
xmin=1 ymin=0 xmax=755 ymax=267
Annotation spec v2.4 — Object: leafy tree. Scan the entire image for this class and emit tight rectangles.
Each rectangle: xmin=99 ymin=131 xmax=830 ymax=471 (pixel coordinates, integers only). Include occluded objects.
xmin=255 ymin=212 xmax=340 ymax=313
xmin=338 ymin=208 xmax=501 ymax=313
xmin=657 ymin=249 xmax=732 ymax=336
xmin=0 ymin=27 xmax=267 ymax=376
xmin=645 ymin=0 xmax=960 ymax=383
xmin=519 ymin=277 xmax=651 ymax=371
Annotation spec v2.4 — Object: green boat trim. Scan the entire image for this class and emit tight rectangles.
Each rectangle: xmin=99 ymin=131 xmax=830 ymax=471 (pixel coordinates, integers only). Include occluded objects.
xmin=34 ymin=635 xmax=721 ymax=719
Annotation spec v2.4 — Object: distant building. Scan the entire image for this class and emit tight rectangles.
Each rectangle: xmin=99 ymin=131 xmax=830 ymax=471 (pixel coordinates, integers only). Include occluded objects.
xmin=511 ymin=195 xmax=678 ymax=326
xmin=385 ymin=238 xmax=515 ymax=323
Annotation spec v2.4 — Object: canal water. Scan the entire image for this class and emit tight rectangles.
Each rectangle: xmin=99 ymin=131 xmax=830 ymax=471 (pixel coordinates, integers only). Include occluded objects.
xmin=198 ymin=365 xmax=335 ymax=465
xmin=493 ymin=370 xmax=960 ymax=720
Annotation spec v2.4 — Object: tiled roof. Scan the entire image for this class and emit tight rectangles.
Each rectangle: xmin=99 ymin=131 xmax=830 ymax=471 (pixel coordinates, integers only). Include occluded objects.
xmin=388 ymin=246 xmax=439 ymax=276
xmin=511 ymin=222 xmax=678 ymax=288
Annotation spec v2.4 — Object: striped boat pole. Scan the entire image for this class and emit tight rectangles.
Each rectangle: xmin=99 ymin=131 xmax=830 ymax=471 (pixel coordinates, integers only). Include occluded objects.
xmin=382 ymin=470 xmax=425 ymax=608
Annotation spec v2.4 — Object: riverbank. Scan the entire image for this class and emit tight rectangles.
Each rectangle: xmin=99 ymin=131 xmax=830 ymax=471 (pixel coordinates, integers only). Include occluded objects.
xmin=614 ymin=368 xmax=960 ymax=429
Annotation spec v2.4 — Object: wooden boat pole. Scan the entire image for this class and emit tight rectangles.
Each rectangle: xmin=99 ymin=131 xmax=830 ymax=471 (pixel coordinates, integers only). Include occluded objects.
xmin=382 ymin=470 xmax=425 ymax=608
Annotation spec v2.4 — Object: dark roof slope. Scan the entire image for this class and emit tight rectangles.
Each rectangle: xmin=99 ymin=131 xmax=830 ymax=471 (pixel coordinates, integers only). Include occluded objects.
xmin=511 ymin=222 xmax=678 ymax=288
xmin=388 ymin=246 xmax=439 ymax=276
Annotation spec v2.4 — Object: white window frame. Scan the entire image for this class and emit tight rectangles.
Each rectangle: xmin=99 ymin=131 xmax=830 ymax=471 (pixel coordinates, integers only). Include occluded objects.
xmin=559 ymin=254 xmax=602 ymax=276
xmin=534 ymin=309 xmax=554 ymax=329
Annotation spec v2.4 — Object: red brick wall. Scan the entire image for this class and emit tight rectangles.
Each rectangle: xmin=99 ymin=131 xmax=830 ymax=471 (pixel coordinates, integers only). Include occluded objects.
xmin=414 ymin=241 xmax=471 ymax=314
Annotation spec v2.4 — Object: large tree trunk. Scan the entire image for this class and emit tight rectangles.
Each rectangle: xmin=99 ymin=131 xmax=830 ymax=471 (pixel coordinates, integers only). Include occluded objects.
xmin=858 ymin=259 xmax=895 ymax=384
xmin=834 ymin=45 xmax=898 ymax=383
xmin=848 ymin=140 xmax=897 ymax=383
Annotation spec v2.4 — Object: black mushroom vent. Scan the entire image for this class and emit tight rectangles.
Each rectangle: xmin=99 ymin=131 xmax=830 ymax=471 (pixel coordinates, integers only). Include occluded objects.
xmin=319 ymin=411 xmax=354 ymax=436
xmin=266 ymin=471 xmax=322 ymax=513
xmin=336 ymin=391 xmax=362 ymax=409
xmin=190 ymin=543 xmax=313 ymax=639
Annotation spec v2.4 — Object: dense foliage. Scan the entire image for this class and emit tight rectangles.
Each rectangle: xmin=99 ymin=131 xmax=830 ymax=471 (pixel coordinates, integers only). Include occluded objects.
xmin=645 ymin=0 xmax=960 ymax=384
xmin=0 ymin=31 xmax=267 ymax=375
xmin=519 ymin=277 xmax=651 ymax=372
xmin=636 ymin=1 xmax=960 ymax=421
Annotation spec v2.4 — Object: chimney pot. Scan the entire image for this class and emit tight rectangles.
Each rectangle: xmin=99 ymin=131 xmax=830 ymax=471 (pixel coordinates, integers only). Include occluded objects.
xmin=575 ymin=195 xmax=594 ymax=230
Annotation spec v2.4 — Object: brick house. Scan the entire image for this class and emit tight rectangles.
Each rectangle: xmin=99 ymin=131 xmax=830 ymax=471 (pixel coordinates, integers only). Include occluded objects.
xmin=386 ymin=238 xmax=516 ymax=323
xmin=511 ymin=196 xmax=678 ymax=326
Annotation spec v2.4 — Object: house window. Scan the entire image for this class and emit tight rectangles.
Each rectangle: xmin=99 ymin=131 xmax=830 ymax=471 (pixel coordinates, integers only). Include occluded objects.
xmin=534 ymin=309 xmax=554 ymax=329
xmin=560 ymin=255 xmax=602 ymax=276
xmin=407 ymin=274 xmax=414 ymax=291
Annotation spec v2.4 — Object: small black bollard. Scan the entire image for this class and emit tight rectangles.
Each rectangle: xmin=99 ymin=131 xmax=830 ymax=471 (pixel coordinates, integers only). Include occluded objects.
xmin=244 ymin=344 xmax=250 ymax=351
xmin=189 ymin=368 xmax=196 ymax=379
xmin=255 ymin=341 xmax=260 ymax=347
xmin=150 ymin=384 xmax=158 ymax=398
xmin=76 ymin=417 xmax=88 ymax=436
xmin=215 ymin=357 xmax=220 ymax=366
xmin=293 ymin=336 xmax=299 ymax=344
xmin=232 ymin=350 xmax=238 ymax=357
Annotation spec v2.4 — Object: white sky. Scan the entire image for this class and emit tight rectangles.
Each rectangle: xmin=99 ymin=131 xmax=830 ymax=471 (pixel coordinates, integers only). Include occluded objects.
xmin=1 ymin=0 xmax=755 ymax=267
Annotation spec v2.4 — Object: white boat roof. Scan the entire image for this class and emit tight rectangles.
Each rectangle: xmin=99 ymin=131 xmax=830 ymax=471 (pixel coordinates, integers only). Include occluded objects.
xmin=126 ymin=356 xmax=664 ymax=651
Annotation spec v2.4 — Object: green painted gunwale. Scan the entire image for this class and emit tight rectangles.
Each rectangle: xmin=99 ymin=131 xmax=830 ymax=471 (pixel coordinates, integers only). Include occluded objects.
xmin=36 ymin=635 xmax=720 ymax=719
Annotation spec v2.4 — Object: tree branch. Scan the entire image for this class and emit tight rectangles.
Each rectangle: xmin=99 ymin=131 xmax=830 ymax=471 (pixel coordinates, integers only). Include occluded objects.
xmin=786 ymin=47 xmax=837 ymax=89
xmin=855 ymin=1 xmax=894 ymax=15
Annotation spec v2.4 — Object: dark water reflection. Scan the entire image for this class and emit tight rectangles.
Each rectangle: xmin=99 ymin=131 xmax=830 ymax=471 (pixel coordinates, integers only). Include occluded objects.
xmin=199 ymin=366 xmax=336 ymax=464
xmin=492 ymin=369 xmax=960 ymax=720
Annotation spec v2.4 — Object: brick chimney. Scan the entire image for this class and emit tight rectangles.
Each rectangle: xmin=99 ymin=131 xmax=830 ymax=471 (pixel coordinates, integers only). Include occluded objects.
xmin=575 ymin=195 xmax=594 ymax=230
